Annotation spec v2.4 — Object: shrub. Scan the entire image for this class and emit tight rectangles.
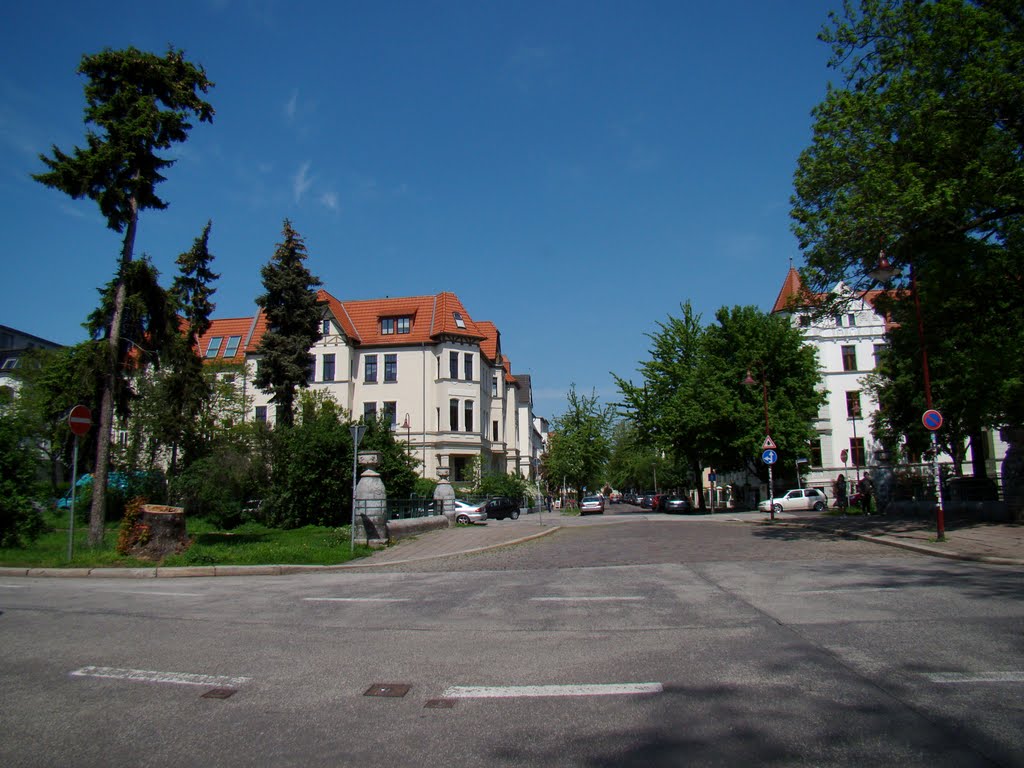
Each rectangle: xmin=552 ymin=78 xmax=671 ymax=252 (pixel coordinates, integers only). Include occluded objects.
xmin=0 ymin=409 xmax=45 ymax=547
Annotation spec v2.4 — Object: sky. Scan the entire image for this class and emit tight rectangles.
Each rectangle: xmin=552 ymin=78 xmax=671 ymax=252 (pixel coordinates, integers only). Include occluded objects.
xmin=1 ymin=0 xmax=843 ymax=419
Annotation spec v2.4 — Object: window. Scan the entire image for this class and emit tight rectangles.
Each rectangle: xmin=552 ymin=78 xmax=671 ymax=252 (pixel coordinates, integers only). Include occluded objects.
xmin=381 ymin=318 xmax=395 ymax=335
xmin=322 ymin=353 xmax=335 ymax=382
xmin=492 ymin=420 xmax=499 ymax=441
xmin=874 ymin=344 xmax=886 ymax=370
xmin=847 ymin=313 xmax=857 ymax=327
xmin=453 ymin=311 xmax=466 ymax=329
xmin=396 ymin=317 xmax=411 ymax=334
xmin=449 ymin=351 xmax=459 ymax=379
xmin=306 ymin=357 xmax=315 ymax=383
xmin=452 ymin=455 xmax=470 ymax=482
xmin=464 ymin=353 xmax=473 ymax=381
xmin=1 ymin=356 xmax=18 ymax=370
xmin=464 ymin=401 xmax=473 ymax=433
xmin=799 ymin=314 xmax=811 ymax=327
xmin=363 ymin=402 xmax=377 ymax=421
xmin=850 ymin=437 xmax=866 ymax=467
xmin=450 ymin=399 xmax=459 ymax=431
xmin=364 ymin=355 xmax=377 ymax=382
xmin=846 ymin=390 xmax=862 ymax=419
xmin=491 ymin=375 xmax=498 ymax=397
xmin=322 ymin=319 xmax=332 ymax=336
xmin=810 ymin=438 xmax=823 ymax=467
xmin=223 ymin=336 xmax=241 ymax=358
xmin=205 ymin=337 xmax=223 ymax=358
xmin=841 ymin=345 xmax=857 ymax=371
xmin=383 ymin=401 xmax=397 ymax=426
xmin=384 ymin=354 xmax=397 ymax=382
xmin=255 ymin=406 xmax=268 ymax=423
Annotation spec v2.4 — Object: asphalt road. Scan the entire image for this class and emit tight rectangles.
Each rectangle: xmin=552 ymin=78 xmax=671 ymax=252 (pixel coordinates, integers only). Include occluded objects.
xmin=2 ymin=519 xmax=1022 ymax=767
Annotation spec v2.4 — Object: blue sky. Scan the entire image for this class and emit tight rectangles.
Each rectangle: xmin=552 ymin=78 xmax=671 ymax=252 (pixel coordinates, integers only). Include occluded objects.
xmin=1 ymin=0 xmax=840 ymax=419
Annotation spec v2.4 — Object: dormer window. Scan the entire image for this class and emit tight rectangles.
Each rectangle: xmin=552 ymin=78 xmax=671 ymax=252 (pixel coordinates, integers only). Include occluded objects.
xmin=453 ymin=312 xmax=466 ymax=329
xmin=381 ymin=316 xmax=411 ymax=335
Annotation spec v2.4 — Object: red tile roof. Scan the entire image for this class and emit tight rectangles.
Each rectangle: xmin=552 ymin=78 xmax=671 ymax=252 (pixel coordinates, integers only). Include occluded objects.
xmin=771 ymin=267 xmax=805 ymax=313
xmin=476 ymin=320 xmax=501 ymax=364
xmin=202 ymin=291 xmax=491 ymax=358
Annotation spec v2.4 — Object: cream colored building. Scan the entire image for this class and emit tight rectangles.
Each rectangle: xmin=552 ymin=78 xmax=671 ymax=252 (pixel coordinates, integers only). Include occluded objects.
xmin=198 ymin=290 xmax=540 ymax=483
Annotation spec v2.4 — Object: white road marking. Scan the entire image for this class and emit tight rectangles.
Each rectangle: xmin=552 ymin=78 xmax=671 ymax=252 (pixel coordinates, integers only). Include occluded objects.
xmin=925 ymin=672 xmax=1024 ymax=684
xmin=443 ymin=683 xmax=663 ymax=699
xmin=0 ymin=584 xmax=28 ymax=589
xmin=530 ymin=596 xmax=646 ymax=602
xmin=71 ymin=666 xmax=251 ymax=687
xmin=798 ymin=593 xmax=897 ymax=598
xmin=100 ymin=590 xmax=202 ymax=597
xmin=303 ymin=597 xmax=411 ymax=603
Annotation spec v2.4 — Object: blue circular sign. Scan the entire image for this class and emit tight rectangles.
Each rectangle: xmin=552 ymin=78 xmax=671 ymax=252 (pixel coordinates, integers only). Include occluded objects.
xmin=922 ymin=409 xmax=943 ymax=431
xmin=762 ymin=449 xmax=778 ymax=465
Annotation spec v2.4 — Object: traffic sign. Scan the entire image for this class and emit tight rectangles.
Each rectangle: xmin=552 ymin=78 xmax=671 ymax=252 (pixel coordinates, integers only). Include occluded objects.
xmin=762 ymin=436 xmax=776 ymax=450
xmin=68 ymin=405 xmax=92 ymax=436
xmin=761 ymin=449 xmax=778 ymax=465
xmin=922 ymin=409 xmax=943 ymax=431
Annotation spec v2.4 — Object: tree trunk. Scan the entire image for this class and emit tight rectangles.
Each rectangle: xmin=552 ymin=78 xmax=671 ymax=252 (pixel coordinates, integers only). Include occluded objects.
xmin=89 ymin=198 xmax=138 ymax=547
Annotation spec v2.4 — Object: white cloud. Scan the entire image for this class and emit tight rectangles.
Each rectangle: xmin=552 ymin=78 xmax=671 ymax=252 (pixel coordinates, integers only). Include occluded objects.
xmin=293 ymin=161 xmax=313 ymax=203
xmin=320 ymin=191 xmax=339 ymax=211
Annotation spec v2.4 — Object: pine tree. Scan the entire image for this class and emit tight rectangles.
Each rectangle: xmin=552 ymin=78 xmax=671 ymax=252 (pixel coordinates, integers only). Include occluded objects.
xmin=254 ymin=220 xmax=323 ymax=428
xmin=33 ymin=46 xmax=213 ymax=546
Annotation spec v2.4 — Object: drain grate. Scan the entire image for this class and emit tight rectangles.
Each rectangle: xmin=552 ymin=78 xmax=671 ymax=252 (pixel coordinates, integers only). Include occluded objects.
xmin=424 ymin=698 xmax=456 ymax=709
xmin=363 ymin=683 xmax=411 ymax=698
xmin=201 ymin=688 xmax=237 ymax=699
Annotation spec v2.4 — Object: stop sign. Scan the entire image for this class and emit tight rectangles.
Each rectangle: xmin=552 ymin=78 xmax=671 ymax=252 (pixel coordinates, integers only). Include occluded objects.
xmin=68 ymin=405 xmax=92 ymax=436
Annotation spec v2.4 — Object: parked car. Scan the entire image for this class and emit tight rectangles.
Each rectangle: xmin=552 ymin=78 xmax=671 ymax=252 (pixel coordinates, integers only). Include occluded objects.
xmin=452 ymin=500 xmax=488 ymax=525
xmin=650 ymin=493 xmax=667 ymax=512
xmin=579 ymin=496 xmax=605 ymax=515
xmin=480 ymin=496 xmax=520 ymax=520
xmin=664 ymin=496 xmax=693 ymax=514
xmin=758 ymin=488 xmax=828 ymax=514
xmin=640 ymin=493 xmax=654 ymax=509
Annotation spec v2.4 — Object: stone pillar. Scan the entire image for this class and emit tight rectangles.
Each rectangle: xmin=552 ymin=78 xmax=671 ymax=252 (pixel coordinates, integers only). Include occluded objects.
xmin=869 ymin=448 xmax=896 ymax=517
xmin=433 ymin=474 xmax=456 ymax=526
xmin=1000 ymin=427 xmax=1024 ymax=523
xmin=354 ymin=469 xmax=388 ymax=548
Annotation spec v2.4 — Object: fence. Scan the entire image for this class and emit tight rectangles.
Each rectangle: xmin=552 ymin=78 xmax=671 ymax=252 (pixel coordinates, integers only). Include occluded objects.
xmin=386 ymin=498 xmax=441 ymax=520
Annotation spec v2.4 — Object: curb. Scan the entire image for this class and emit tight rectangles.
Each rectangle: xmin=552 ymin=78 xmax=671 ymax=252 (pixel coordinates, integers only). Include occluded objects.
xmin=0 ymin=526 xmax=563 ymax=578
xmin=335 ymin=525 xmax=562 ymax=568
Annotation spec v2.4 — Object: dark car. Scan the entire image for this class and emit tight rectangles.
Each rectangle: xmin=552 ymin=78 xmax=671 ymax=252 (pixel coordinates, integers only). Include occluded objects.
xmin=640 ymin=493 xmax=654 ymax=509
xmin=480 ymin=496 xmax=520 ymax=520
xmin=664 ymin=496 xmax=693 ymax=514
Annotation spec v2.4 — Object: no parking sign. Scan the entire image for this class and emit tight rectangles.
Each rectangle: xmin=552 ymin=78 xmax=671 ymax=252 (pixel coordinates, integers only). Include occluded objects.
xmin=922 ymin=409 xmax=943 ymax=431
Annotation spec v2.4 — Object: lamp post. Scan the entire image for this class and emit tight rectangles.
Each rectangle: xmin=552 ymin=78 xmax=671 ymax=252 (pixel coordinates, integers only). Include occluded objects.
xmin=870 ymin=250 xmax=945 ymax=540
xmin=744 ymin=362 xmax=775 ymax=520
xmin=401 ymin=413 xmax=411 ymax=456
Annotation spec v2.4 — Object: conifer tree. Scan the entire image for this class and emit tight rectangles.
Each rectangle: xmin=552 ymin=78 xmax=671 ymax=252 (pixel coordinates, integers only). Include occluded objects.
xmin=254 ymin=220 xmax=323 ymax=427
xmin=33 ymin=46 xmax=213 ymax=546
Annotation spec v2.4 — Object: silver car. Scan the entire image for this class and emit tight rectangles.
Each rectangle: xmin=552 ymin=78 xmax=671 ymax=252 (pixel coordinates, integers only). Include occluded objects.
xmin=579 ymin=496 xmax=605 ymax=515
xmin=758 ymin=488 xmax=828 ymax=514
xmin=452 ymin=500 xmax=487 ymax=524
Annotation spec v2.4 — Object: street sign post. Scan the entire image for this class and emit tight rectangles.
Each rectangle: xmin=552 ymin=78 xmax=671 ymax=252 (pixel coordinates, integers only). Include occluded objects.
xmin=761 ymin=449 xmax=778 ymax=521
xmin=66 ymin=405 xmax=92 ymax=561
xmin=921 ymin=408 xmax=944 ymax=540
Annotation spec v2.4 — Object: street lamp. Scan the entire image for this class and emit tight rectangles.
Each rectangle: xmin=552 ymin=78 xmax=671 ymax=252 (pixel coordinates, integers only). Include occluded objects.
xmin=401 ymin=413 xmax=411 ymax=456
xmin=743 ymin=362 xmax=776 ymax=520
xmin=870 ymin=249 xmax=945 ymax=540
xmin=849 ymin=400 xmax=861 ymax=484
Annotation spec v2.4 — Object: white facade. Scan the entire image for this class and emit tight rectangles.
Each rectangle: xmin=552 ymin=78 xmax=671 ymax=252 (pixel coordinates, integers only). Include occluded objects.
xmin=201 ymin=291 xmax=541 ymax=484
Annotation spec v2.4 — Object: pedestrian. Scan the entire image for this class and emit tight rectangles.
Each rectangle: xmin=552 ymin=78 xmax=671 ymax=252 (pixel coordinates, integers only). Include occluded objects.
xmin=834 ymin=474 xmax=848 ymax=513
xmin=858 ymin=477 xmax=872 ymax=515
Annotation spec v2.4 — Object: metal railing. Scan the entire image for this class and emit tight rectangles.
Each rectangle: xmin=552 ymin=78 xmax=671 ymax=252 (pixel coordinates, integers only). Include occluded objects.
xmin=386 ymin=498 xmax=441 ymax=520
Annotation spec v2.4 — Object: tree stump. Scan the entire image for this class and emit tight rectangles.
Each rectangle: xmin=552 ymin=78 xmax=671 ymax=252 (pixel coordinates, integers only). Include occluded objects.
xmin=129 ymin=504 xmax=189 ymax=560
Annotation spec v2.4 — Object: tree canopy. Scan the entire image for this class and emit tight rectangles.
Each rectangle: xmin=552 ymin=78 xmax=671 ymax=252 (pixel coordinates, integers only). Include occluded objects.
xmin=542 ymin=386 xmax=614 ymax=499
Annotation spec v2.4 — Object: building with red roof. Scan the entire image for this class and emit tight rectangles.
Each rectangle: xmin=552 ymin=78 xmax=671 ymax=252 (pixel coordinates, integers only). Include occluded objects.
xmin=196 ymin=290 xmax=540 ymax=483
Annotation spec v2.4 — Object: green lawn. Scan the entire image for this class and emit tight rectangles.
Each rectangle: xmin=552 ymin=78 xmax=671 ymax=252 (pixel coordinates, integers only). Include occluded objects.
xmin=0 ymin=515 xmax=374 ymax=569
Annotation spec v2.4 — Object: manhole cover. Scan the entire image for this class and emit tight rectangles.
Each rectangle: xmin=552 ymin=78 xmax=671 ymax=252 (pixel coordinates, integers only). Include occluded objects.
xmin=424 ymin=698 xmax=456 ymax=709
xmin=201 ymin=688 xmax=237 ymax=699
xmin=364 ymin=684 xmax=411 ymax=698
